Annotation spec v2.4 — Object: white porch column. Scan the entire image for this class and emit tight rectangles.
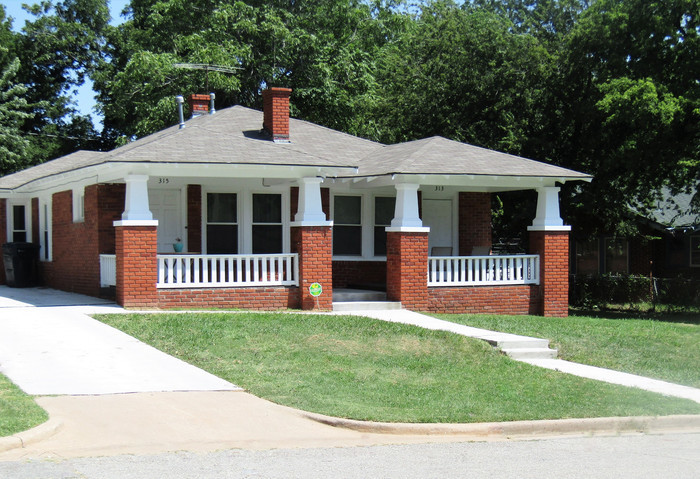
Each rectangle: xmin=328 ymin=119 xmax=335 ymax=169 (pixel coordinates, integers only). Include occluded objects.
xmin=120 ymin=174 xmax=154 ymax=222
xmin=292 ymin=177 xmax=331 ymax=226
xmin=389 ymin=183 xmax=426 ymax=230
xmin=527 ymin=186 xmax=571 ymax=231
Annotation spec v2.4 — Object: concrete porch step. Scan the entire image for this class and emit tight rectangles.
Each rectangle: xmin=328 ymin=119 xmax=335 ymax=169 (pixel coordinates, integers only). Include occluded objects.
xmin=333 ymin=301 xmax=402 ymax=312
xmin=501 ymin=347 xmax=559 ymax=360
xmin=333 ymin=288 xmax=387 ymax=302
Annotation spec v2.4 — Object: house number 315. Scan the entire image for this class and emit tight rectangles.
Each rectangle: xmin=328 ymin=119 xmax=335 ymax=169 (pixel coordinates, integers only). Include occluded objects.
xmin=158 ymin=177 xmax=170 ymax=184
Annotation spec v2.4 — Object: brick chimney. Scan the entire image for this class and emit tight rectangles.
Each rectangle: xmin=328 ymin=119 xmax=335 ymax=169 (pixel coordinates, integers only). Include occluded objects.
xmin=262 ymin=87 xmax=292 ymax=143
xmin=187 ymin=94 xmax=210 ymax=118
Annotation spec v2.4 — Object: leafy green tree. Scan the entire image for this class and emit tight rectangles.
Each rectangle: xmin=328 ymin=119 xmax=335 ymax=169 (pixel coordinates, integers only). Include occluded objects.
xmin=10 ymin=0 xmax=108 ymax=164
xmin=375 ymin=0 xmax=553 ymax=156
xmin=558 ymin=0 xmax=699 ymax=235
xmin=94 ymin=0 xmax=403 ymax=144
xmin=0 ymin=58 xmax=34 ymax=175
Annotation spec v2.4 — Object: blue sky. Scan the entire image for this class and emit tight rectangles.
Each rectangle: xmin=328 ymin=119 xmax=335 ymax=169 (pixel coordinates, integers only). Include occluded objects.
xmin=3 ymin=0 xmax=130 ymax=128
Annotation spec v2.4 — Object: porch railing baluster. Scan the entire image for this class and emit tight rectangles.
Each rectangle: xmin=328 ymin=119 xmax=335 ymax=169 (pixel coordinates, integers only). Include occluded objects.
xmin=427 ymin=254 xmax=540 ymax=287
xmin=156 ymin=254 xmax=299 ymax=288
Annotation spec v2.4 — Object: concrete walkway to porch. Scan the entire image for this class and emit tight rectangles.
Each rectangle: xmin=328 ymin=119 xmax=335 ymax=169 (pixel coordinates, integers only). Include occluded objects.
xmin=333 ymin=309 xmax=700 ymax=404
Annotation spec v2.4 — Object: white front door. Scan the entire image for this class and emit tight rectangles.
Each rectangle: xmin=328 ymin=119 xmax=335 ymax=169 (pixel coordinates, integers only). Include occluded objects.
xmin=149 ymin=189 xmax=183 ymax=253
xmin=422 ymin=199 xmax=453 ymax=254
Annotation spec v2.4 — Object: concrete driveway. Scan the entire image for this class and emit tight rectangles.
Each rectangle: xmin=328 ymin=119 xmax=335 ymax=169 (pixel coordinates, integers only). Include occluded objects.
xmin=0 ymin=286 xmax=238 ymax=395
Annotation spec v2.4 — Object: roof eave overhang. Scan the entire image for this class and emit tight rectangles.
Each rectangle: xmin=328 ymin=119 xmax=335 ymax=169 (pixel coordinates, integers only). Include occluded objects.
xmin=0 ymin=161 xmax=359 ymax=196
xmin=340 ymin=172 xmax=592 ymax=190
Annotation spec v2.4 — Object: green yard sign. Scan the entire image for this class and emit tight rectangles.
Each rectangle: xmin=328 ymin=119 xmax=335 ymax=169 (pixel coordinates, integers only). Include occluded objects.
xmin=309 ymin=282 xmax=322 ymax=297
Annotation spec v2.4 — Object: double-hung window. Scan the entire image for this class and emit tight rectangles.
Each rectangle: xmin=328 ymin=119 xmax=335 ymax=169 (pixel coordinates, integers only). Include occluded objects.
xmin=252 ymin=193 xmax=282 ymax=254
xmin=374 ymin=197 xmax=395 ymax=256
xmin=206 ymin=193 xmax=238 ymax=254
xmin=11 ymin=204 xmax=27 ymax=242
xmin=333 ymin=196 xmax=362 ymax=256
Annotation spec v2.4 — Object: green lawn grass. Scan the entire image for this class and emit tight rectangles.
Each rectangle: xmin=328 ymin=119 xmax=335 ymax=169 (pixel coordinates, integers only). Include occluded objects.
xmin=432 ymin=311 xmax=700 ymax=388
xmin=96 ymin=312 xmax=700 ymax=423
xmin=0 ymin=373 xmax=48 ymax=437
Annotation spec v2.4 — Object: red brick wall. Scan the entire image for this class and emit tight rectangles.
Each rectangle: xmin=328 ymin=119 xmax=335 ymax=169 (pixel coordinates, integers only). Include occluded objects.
xmin=428 ymin=285 xmax=540 ymax=315
xmin=386 ymin=231 xmax=429 ymax=309
xmin=97 ymin=184 xmax=125 ymax=254
xmin=187 ymin=184 xmax=202 ymax=252
xmin=0 ymin=199 xmax=5 ymax=284
xmin=530 ymin=230 xmax=569 ymax=317
xmin=291 ymin=225 xmax=333 ymax=310
xmin=115 ymin=225 xmax=157 ymax=307
xmin=332 ymin=260 xmax=386 ymax=288
xmin=31 ymin=198 xmax=39 ymax=244
xmin=158 ymin=287 xmax=299 ymax=309
xmin=458 ymin=192 xmax=492 ymax=255
xmin=42 ymin=188 xmax=101 ymax=296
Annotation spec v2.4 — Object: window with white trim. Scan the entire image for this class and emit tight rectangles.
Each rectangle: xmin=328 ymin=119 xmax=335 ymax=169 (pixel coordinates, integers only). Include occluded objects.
xmin=206 ymin=193 xmax=238 ymax=254
xmin=11 ymin=204 xmax=28 ymax=242
xmin=691 ymin=236 xmax=700 ymax=267
xmin=333 ymin=195 xmax=362 ymax=256
xmin=40 ymin=200 xmax=52 ymax=260
xmin=373 ymin=196 xmax=395 ymax=256
xmin=72 ymin=188 xmax=84 ymax=222
xmin=252 ymin=193 xmax=282 ymax=254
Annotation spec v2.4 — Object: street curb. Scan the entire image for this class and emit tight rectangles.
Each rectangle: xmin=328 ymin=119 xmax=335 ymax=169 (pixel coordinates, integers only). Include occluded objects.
xmin=0 ymin=418 xmax=63 ymax=453
xmin=300 ymin=413 xmax=700 ymax=439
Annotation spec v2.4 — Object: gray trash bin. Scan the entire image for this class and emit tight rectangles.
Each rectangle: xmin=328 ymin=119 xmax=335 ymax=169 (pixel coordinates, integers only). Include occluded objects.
xmin=2 ymin=242 xmax=40 ymax=287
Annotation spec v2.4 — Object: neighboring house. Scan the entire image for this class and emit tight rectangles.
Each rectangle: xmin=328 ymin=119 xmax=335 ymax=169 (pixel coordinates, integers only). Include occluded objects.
xmin=0 ymin=88 xmax=591 ymax=316
xmin=571 ymin=190 xmax=700 ymax=279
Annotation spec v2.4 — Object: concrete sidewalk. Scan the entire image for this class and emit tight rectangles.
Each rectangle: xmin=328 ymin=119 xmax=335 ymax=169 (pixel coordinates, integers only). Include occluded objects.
xmin=0 ymin=286 xmax=238 ymax=395
xmin=337 ymin=309 xmax=700 ymax=404
xmin=0 ymin=286 xmax=699 ymax=461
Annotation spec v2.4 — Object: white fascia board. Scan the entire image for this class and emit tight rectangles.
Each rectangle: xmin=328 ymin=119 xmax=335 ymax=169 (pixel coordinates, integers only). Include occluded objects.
xmin=345 ymin=174 xmax=580 ymax=191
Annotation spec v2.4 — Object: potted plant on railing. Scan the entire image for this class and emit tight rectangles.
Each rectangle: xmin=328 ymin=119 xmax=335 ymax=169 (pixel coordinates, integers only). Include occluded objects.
xmin=173 ymin=237 xmax=183 ymax=253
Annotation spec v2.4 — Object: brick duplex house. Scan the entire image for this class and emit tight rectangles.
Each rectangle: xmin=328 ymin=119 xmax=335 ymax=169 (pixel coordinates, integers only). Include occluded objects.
xmin=0 ymin=88 xmax=591 ymax=316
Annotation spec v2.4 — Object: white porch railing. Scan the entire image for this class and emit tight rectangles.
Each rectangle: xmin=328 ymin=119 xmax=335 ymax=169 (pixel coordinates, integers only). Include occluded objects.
xmin=428 ymin=254 xmax=539 ymax=286
xmin=157 ymin=253 xmax=299 ymax=288
xmin=100 ymin=254 xmax=116 ymax=287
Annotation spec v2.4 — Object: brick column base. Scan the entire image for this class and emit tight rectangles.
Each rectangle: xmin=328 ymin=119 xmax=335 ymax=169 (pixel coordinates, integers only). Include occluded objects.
xmin=386 ymin=231 xmax=429 ymax=310
xmin=529 ymin=230 xmax=570 ymax=317
xmin=115 ymin=225 xmax=158 ymax=308
xmin=291 ymin=225 xmax=333 ymax=311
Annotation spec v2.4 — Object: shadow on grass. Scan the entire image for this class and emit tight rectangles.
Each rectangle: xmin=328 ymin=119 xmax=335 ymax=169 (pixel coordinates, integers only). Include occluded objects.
xmin=570 ymin=307 xmax=700 ymax=325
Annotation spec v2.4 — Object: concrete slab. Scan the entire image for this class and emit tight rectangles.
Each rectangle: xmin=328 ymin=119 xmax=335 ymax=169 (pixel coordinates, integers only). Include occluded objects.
xmin=0 ymin=287 xmax=239 ymax=395
xmin=523 ymin=358 xmax=700 ymax=404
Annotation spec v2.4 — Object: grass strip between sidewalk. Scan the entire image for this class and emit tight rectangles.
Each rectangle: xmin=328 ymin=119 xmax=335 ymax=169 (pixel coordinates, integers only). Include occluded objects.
xmin=96 ymin=312 xmax=700 ymax=423
xmin=0 ymin=373 xmax=48 ymax=437
xmin=432 ymin=312 xmax=700 ymax=388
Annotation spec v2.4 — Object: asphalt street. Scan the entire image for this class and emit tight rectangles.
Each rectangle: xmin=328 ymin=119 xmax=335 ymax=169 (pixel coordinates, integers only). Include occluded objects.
xmin=1 ymin=433 xmax=699 ymax=479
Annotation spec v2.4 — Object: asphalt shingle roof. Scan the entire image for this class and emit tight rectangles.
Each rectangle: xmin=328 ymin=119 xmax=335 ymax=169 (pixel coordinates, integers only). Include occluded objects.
xmin=0 ymin=104 xmax=590 ymax=191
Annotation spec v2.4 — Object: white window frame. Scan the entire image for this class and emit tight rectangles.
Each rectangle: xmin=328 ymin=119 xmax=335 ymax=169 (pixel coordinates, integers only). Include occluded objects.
xmin=331 ymin=194 xmax=364 ymax=258
xmin=7 ymin=200 xmax=31 ymax=243
xmin=202 ymin=186 xmax=290 ymax=255
xmin=690 ymin=236 xmax=700 ymax=268
xmin=204 ymin=191 xmax=240 ymax=254
xmin=372 ymin=195 xmax=395 ymax=258
xmin=39 ymin=198 xmax=52 ymax=261
xmin=72 ymin=186 xmax=85 ymax=223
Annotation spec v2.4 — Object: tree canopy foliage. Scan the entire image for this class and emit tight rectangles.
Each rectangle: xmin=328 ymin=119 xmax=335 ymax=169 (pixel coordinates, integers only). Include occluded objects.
xmin=1 ymin=0 xmax=698 ymax=235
